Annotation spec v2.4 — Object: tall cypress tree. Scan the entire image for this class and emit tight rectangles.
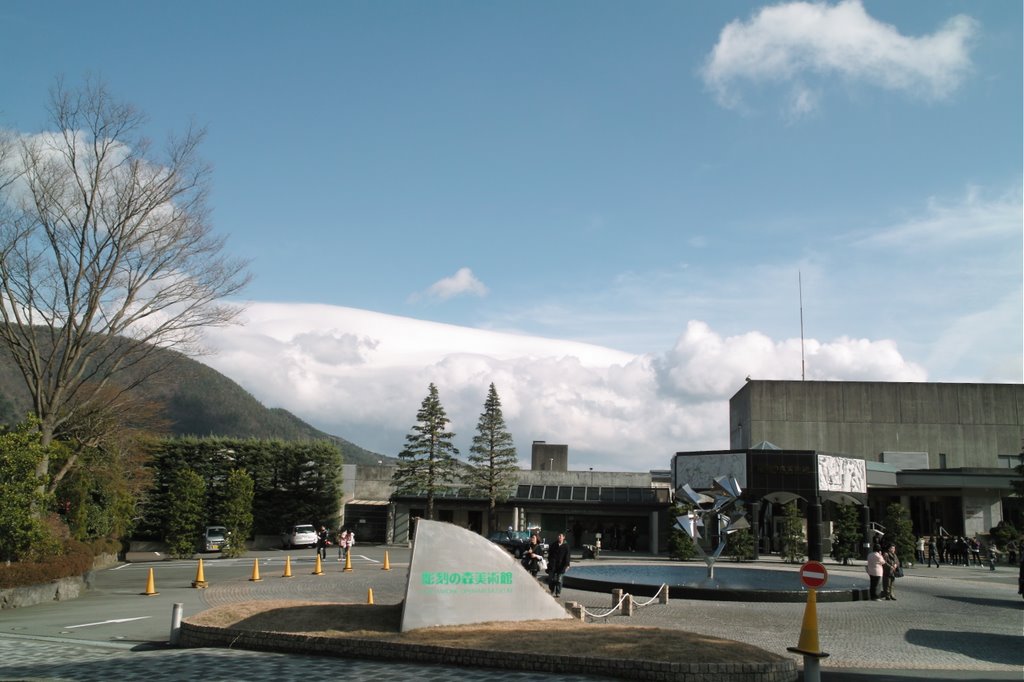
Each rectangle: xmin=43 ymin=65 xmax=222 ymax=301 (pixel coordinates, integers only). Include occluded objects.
xmin=391 ymin=383 xmax=459 ymax=520
xmin=465 ymin=383 xmax=519 ymax=533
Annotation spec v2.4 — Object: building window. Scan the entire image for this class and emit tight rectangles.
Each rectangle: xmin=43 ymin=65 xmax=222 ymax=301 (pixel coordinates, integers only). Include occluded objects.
xmin=997 ymin=454 xmax=1023 ymax=468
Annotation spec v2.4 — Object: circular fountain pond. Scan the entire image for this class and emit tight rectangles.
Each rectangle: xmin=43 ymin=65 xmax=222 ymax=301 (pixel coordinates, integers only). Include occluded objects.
xmin=563 ymin=563 xmax=869 ymax=602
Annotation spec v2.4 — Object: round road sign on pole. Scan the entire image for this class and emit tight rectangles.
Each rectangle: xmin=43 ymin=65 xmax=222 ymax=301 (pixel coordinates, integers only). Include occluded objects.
xmin=799 ymin=560 xmax=828 ymax=589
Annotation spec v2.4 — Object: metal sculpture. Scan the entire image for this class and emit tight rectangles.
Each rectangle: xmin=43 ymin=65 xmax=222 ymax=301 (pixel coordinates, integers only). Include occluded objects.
xmin=675 ymin=475 xmax=749 ymax=579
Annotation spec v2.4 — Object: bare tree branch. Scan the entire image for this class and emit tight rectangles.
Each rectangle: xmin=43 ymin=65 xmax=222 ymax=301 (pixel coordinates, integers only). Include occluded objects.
xmin=0 ymin=78 xmax=250 ymax=481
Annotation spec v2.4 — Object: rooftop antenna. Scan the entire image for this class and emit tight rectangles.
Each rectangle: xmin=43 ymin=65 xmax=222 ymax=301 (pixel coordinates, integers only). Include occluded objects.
xmin=799 ymin=271 xmax=806 ymax=381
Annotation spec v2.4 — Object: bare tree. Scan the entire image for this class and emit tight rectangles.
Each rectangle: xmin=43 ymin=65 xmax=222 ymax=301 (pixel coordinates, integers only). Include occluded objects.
xmin=0 ymin=78 xmax=249 ymax=483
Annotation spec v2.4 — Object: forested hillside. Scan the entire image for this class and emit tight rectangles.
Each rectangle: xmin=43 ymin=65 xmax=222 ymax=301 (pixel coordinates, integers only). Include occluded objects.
xmin=0 ymin=343 xmax=389 ymax=466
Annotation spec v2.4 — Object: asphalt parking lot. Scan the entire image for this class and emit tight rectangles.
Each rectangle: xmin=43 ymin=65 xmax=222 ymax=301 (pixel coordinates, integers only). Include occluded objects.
xmin=0 ymin=547 xmax=1020 ymax=681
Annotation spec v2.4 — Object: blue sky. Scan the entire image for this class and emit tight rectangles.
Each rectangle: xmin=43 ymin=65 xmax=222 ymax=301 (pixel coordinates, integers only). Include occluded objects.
xmin=1 ymin=1 xmax=1021 ymax=471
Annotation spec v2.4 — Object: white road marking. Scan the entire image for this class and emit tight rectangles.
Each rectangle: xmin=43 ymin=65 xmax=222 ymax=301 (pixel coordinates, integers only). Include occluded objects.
xmin=64 ymin=616 xmax=151 ymax=629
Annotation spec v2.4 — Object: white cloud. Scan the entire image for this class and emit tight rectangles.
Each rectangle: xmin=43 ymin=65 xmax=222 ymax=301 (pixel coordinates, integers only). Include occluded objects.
xmin=199 ymin=303 xmax=929 ymax=473
xmin=702 ymin=0 xmax=977 ymax=111
xmin=852 ymin=185 xmax=1022 ymax=249
xmin=411 ymin=267 xmax=489 ymax=302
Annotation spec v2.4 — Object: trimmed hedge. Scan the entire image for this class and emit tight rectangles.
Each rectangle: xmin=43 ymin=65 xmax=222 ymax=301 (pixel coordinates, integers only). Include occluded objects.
xmin=0 ymin=540 xmax=95 ymax=589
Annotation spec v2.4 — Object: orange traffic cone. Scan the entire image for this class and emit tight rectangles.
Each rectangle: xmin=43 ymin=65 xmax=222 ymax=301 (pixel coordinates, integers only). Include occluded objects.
xmin=142 ymin=567 xmax=158 ymax=596
xmin=787 ymin=589 xmax=829 ymax=658
xmin=382 ymin=551 xmax=391 ymax=571
xmin=343 ymin=550 xmax=353 ymax=572
xmin=192 ymin=558 xmax=208 ymax=588
xmin=282 ymin=555 xmax=293 ymax=578
xmin=312 ymin=554 xmax=323 ymax=575
xmin=367 ymin=588 xmax=374 ymax=605
xmin=249 ymin=558 xmax=262 ymax=582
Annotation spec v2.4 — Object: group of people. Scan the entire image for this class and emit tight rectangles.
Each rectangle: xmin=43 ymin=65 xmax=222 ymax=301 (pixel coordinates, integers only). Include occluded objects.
xmin=519 ymin=531 xmax=572 ymax=598
xmin=314 ymin=525 xmax=355 ymax=561
xmin=921 ymin=534 xmax=1003 ymax=568
xmin=866 ymin=542 xmax=902 ymax=600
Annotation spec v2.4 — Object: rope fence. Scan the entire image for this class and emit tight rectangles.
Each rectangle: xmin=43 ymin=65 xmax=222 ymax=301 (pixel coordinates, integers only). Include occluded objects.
xmin=573 ymin=583 xmax=670 ymax=620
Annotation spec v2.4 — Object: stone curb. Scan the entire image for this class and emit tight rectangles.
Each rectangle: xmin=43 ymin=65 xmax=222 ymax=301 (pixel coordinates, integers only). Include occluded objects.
xmin=0 ymin=553 xmax=120 ymax=610
xmin=179 ymin=620 xmax=798 ymax=682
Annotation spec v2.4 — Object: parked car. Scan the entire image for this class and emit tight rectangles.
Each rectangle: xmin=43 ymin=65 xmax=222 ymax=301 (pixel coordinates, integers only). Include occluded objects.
xmin=488 ymin=529 xmax=547 ymax=558
xmin=281 ymin=524 xmax=318 ymax=549
xmin=201 ymin=525 xmax=229 ymax=553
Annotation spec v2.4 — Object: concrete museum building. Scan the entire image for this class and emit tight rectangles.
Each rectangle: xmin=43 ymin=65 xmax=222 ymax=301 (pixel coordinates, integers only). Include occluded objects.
xmin=674 ymin=380 xmax=1022 ymax=560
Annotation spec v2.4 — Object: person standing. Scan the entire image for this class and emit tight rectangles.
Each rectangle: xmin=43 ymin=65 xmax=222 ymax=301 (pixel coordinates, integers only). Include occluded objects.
xmin=915 ymin=536 xmax=925 ymax=565
xmin=344 ymin=529 xmax=356 ymax=562
xmin=866 ymin=545 xmax=885 ymax=600
xmin=521 ymin=534 xmax=544 ymax=577
xmin=1018 ymin=552 xmax=1023 ymax=599
xmin=881 ymin=543 xmax=900 ymax=600
xmin=547 ymin=532 xmax=571 ymax=598
xmin=336 ymin=528 xmax=348 ymax=561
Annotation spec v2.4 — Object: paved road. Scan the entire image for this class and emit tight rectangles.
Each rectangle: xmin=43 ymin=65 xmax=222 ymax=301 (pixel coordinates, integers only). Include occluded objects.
xmin=1 ymin=548 xmax=1021 ymax=681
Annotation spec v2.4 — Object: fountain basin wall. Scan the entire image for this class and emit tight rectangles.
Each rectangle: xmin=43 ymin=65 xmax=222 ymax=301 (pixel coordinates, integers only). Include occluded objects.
xmin=564 ymin=563 xmax=870 ymax=602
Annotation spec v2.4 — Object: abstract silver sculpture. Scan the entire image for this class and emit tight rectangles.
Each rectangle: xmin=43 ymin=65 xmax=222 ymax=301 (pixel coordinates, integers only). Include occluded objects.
xmin=675 ymin=475 xmax=748 ymax=579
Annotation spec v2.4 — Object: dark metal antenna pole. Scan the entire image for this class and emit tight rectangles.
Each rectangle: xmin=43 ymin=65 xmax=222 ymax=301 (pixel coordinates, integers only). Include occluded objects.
xmin=799 ymin=271 xmax=806 ymax=381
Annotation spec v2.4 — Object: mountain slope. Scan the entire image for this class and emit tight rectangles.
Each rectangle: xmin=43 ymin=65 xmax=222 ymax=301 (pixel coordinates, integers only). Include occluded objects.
xmin=0 ymin=342 xmax=389 ymax=466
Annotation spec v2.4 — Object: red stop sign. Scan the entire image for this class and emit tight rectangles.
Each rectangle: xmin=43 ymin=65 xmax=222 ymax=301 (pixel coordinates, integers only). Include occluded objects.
xmin=799 ymin=560 xmax=828 ymax=588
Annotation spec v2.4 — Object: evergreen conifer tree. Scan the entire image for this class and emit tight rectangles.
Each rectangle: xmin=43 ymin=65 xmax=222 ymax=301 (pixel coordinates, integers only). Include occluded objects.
xmin=391 ymin=383 xmax=459 ymax=520
xmin=465 ymin=384 xmax=519 ymax=532
xmin=779 ymin=501 xmax=806 ymax=563
xmin=165 ymin=468 xmax=206 ymax=558
xmin=831 ymin=502 xmax=861 ymax=565
xmin=882 ymin=502 xmax=916 ymax=566
xmin=220 ymin=468 xmax=254 ymax=557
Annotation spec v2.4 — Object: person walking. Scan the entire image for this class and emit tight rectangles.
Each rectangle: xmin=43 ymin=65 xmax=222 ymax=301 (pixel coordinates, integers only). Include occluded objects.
xmin=881 ymin=543 xmax=900 ymax=600
xmin=315 ymin=525 xmax=329 ymax=561
xmin=547 ymin=532 xmax=571 ymax=598
xmin=926 ymin=536 xmax=940 ymax=568
xmin=866 ymin=544 xmax=885 ymax=600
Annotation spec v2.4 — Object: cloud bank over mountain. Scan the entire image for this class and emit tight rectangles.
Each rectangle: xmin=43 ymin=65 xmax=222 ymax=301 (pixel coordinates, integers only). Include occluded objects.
xmin=200 ymin=304 xmax=927 ymax=472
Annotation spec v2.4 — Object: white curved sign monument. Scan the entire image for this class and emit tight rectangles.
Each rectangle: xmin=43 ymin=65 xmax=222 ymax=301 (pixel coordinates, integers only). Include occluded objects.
xmin=400 ymin=519 xmax=571 ymax=632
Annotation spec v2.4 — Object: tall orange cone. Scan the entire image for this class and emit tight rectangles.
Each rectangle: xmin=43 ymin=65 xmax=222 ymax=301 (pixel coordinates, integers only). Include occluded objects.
xmin=343 ymin=550 xmax=353 ymax=572
xmin=282 ymin=555 xmax=293 ymax=578
xmin=141 ymin=567 xmax=158 ymax=596
xmin=312 ymin=554 xmax=323 ymax=575
xmin=192 ymin=558 xmax=208 ymax=588
xmin=367 ymin=588 xmax=374 ymax=605
xmin=249 ymin=558 xmax=262 ymax=582
xmin=382 ymin=551 xmax=391 ymax=571
xmin=787 ymin=589 xmax=829 ymax=658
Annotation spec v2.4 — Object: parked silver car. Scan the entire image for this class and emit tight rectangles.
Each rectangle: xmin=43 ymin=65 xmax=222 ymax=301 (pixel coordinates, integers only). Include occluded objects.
xmin=201 ymin=525 xmax=229 ymax=552
xmin=281 ymin=524 xmax=318 ymax=549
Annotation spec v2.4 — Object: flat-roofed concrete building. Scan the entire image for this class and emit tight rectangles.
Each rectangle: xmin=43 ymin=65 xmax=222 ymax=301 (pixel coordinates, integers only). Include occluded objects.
xmin=344 ymin=441 xmax=674 ymax=551
xmin=727 ymin=380 xmax=1022 ymax=539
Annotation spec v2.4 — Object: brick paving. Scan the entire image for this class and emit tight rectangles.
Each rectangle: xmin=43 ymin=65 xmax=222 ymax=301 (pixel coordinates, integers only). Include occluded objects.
xmin=0 ymin=551 xmax=1020 ymax=680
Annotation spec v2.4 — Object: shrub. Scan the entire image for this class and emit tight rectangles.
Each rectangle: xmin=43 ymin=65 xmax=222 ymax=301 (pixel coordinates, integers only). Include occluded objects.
xmin=0 ymin=539 xmax=94 ymax=589
xmin=0 ymin=421 xmax=60 ymax=563
xmin=726 ymin=528 xmax=755 ymax=562
xmin=668 ymin=502 xmax=698 ymax=561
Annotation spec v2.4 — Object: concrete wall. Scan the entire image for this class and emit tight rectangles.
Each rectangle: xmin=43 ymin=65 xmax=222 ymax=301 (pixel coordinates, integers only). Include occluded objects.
xmin=342 ymin=464 xmax=397 ymax=502
xmin=731 ymin=381 xmax=1024 ymax=468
